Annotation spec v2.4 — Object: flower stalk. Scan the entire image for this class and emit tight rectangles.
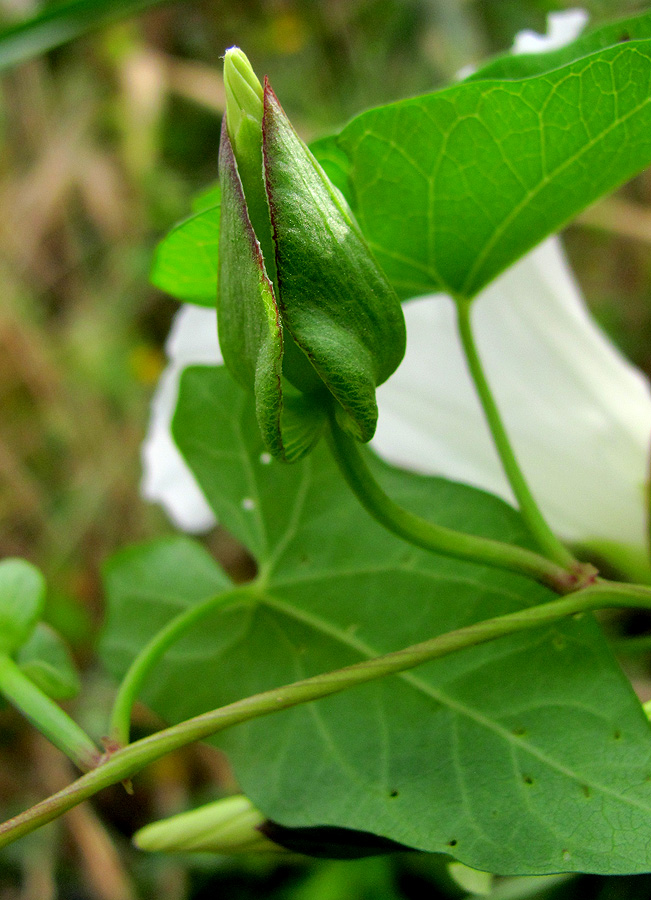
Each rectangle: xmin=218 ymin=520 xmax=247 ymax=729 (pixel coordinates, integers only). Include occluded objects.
xmin=326 ymin=408 xmax=592 ymax=594
xmin=454 ymin=300 xmax=579 ymax=568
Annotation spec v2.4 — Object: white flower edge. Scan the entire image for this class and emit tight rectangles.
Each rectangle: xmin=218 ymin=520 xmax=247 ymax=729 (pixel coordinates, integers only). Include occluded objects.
xmin=141 ymin=304 xmax=220 ymax=533
xmin=512 ymin=8 xmax=589 ymax=54
xmin=373 ymin=237 xmax=651 ymax=550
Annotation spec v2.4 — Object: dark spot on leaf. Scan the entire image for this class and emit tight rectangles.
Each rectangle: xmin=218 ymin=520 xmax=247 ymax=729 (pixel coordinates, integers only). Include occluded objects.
xmin=614 ymin=729 xmax=622 ymax=740
xmin=523 ymin=775 xmax=534 ymax=785
xmin=447 ymin=839 xmax=457 ymax=847
xmin=552 ymin=635 xmax=566 ymax=650
xmin=619 ymin=32 xmax=631 ymax=42
xmin=512 ymin=727 xmax=527 ymax=737
xmin=389 ymin=790 xmax=399 ymax=798
xmin=582 ymin=785 xmax=592 ymax=798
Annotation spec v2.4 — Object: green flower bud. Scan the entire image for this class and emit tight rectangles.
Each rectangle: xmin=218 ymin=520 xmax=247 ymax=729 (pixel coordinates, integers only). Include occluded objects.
xmin=218 ymin=48 xmax=406 ymax=461
xmin=133 ymin=795 xmax=287 ymax=854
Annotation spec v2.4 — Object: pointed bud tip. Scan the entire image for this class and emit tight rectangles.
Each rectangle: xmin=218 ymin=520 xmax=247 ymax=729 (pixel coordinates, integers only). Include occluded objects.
xmin=223 ymin=47 xmax=264 ymax=142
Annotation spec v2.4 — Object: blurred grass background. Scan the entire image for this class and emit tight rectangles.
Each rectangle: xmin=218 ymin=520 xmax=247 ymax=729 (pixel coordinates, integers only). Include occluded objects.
xmin=1 ymin=0 xmax=651 ymax=897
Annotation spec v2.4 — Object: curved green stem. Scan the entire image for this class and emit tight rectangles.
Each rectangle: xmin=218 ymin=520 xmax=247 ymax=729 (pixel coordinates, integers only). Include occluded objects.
xmin=326 ymin=416 xmax=587 ymax=594
xmin=3 ymin=575 xmax=647 ymax=848
xmin=455 ymin=300 xmax=577 ymax=569
xmin=109 ymin=584 xmax=260 ymax=746
xmin=0 ymin=653 xmax=100 ymax=772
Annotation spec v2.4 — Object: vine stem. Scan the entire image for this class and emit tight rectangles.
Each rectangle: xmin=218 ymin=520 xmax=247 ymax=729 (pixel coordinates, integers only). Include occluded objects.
xmin=454 ymin=299 xmax=577 ymax=569
xmin=1 ymin=577 xmax=648 ymax=849
xmin=0 ymin=653 xmax=100 ymax=772
xmin=109 ymin=584 xmax=260 ymax=746
xmin=326 ymin=417 xmax=590 ymax=594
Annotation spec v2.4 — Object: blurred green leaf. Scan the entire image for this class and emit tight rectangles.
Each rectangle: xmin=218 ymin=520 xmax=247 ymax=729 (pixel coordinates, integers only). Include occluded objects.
xmin=150 ymin=202 xmax=220 ymax=304
xmin=289 ymin=858 xmax=401 ymax=900
xmin=0 ymin=0 xmax=171 ymax=71
xmin=101 ymin=367 xmax=651 ymax=875
xmin=192 ymin=182 xmax=221 ymax=214
xmin=0 ymin=558 xmax=45 ymax=655
xmin=16 ymin=623 xmax=80 ymax=701
xmin=469 ymin=10 xmax=651 ymax=82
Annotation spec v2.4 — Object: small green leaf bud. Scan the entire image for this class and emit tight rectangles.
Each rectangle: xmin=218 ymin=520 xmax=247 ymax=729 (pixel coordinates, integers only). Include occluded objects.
xmin=217 ymin=48 xmax=406 ymax=461
xmin=224 ymin=47 xmax=263 ymax=149
xmin=133 ymin=795 xmax=287 ymax=854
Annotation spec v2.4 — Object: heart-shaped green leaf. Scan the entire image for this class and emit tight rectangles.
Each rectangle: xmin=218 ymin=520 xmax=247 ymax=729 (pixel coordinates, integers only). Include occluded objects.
xmin=101 ymin=367 xmax=651 ymax=875
xmin=333 ymin=40 xmax=651 ymax=302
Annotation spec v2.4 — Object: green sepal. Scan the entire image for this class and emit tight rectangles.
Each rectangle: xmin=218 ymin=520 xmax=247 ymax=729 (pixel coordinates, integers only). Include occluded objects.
xmin=16 ymin=623 xmax=81 ymax=701
xmin=218 ymin=118 xmax=283 ymax=431
xmin=218 ymin=121 xmax=324 ymax=463
xmin=262 ymin=81 xmax=406 ymax=443
xmin=279 ymin=388 xmax=328 ymax=463
xmin=0 ymin=558 xmax=45 ymax=655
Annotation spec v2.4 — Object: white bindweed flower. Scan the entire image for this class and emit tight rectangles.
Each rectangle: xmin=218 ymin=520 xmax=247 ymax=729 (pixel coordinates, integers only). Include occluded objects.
xmin=141 ymin=9 xmax=651 ymax=565
xmin=141 ymin=304 xmax=220 ymax=532
xmin=511 ymin=9 xmax=588 ymax=55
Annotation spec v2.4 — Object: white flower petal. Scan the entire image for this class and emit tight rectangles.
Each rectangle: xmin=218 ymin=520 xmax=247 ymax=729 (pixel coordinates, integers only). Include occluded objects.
xmin=140 ymin=305 xmax=221 ymax=533
xmin=511 ymin=9 xmax=589 ymax=55
xmin=373 ymin=237 xmax=651 ymax=548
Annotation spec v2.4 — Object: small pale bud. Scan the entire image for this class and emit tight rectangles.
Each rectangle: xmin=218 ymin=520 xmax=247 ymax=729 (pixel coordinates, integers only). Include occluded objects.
xmin=224 ymin=47 xmax=263 ymax=148
xmin=133 ymin=795 xmax=287 ymax=855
